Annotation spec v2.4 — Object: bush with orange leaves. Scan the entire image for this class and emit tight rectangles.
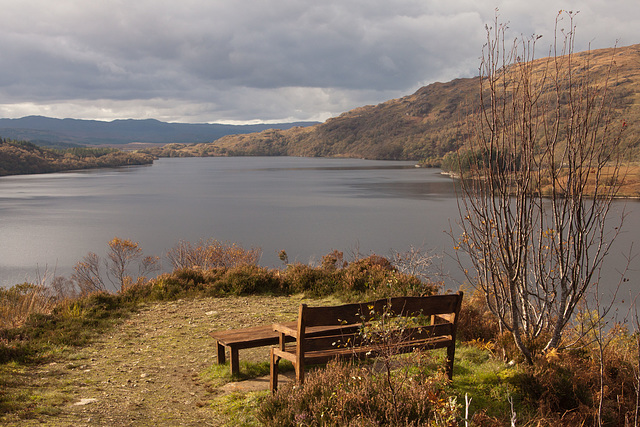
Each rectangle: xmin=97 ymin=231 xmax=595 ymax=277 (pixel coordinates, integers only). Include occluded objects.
xmin=166 ymin=238 xmax=261 ymax=271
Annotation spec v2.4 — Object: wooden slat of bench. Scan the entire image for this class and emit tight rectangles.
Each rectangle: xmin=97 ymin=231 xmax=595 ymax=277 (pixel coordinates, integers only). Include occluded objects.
xmin=302 ymin=332 xmax=360 ymax=352
xmin=211 ymin=323 xmax=359 ymax=346
xmin=272 ymin=323 xmax=298 ymax=337
xmin=280 ymin=335 xmax=454 ymax=365
xmin=303 ymin=294 xmax=464 ymax=327
xmin=300 ymin=323 xmax=454 ymax=353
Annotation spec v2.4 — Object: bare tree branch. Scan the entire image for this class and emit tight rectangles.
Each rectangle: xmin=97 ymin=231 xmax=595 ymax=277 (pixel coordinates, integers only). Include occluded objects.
xmin=449 ymin=12 xmax=628 ymax=363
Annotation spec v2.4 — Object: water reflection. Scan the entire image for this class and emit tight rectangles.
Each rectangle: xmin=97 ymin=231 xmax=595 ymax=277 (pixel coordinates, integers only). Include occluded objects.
xmin=350 ymin=179 xmax=458 ymax=199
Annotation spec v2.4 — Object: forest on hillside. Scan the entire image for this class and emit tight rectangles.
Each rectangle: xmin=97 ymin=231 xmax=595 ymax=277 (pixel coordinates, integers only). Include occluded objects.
xmin=0 ymin=139 xmax=155 ymax=176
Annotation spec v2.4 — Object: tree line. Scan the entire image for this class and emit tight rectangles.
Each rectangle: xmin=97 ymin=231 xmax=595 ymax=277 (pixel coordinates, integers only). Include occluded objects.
xmin=0 ymin=138 xmax=155 ymax=176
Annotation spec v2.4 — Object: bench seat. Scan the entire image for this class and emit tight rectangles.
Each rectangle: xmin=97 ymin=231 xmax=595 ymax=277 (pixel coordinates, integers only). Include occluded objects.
xmin=276 ymin=335 xmax=453 ymax=364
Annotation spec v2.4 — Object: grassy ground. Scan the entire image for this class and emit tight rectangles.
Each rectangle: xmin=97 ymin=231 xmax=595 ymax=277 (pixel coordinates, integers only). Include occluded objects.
xmin=0 ymin=295 xmax=338 ymax=426
xmin=1 ymin=256 xmax=637 ymax=425
xmin=0 ymin=293 xmax=577 ymax=426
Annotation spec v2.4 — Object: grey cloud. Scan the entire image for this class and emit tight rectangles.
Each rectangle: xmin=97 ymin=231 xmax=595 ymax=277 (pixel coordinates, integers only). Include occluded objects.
xmin=0 ymin=0 xmax=637 ymax=122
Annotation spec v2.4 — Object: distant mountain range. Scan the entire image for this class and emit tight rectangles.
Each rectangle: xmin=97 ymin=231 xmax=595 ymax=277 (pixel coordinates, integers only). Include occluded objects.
xmin=0 ymin=116 xmax=318 ymax=148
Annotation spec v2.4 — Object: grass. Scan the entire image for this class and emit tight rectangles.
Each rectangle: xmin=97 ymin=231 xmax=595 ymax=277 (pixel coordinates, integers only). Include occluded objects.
xmin=211 ymin=391 xmax=267 ymax=427
xmin=453 ymin=347 xmax=513 ymax=414
xmin=0 ymin=361 xmax=71 ymax=419
xmin=255 ymin=343 xmax=593 ymax=425
xmin=0 ymin=283 xmax=56 ymax=330
xmin=199 ymin=357 xmax=294 ymax=426
xmin=200 ymin=359 xmax=293 ymax=386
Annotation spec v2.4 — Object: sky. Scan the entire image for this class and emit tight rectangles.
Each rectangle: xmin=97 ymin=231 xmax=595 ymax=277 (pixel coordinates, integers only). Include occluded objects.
xmin=0 ymin=1 xmax=638 ymax=125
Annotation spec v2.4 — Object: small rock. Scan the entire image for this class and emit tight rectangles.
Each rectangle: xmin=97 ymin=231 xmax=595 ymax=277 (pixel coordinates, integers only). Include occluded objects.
xmin=74 ymin=398 xmax=98 ymax=406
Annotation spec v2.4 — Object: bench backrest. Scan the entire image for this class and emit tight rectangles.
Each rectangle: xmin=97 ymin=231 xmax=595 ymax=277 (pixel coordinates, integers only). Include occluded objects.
xmin=297 ymin=292 xmax=464 ymax=342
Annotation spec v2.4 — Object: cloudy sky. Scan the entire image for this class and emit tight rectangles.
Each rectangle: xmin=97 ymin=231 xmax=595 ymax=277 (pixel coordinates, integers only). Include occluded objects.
xmin=0 ymin=1 xmax=638 ymax=124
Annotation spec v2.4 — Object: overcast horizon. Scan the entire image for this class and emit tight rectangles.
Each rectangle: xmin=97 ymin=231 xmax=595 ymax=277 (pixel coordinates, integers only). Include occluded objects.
xmin=0 ymin=1 xmax=638 ymax=125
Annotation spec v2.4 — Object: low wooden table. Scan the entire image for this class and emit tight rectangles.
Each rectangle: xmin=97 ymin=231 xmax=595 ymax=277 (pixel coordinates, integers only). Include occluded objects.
xmin=210 ymin=323 xmax=295 ymax=375
xmin=210 ymin=322 xmax=360 ymax=375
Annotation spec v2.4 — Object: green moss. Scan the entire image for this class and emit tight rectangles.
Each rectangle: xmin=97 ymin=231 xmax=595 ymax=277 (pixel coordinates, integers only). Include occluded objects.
xmin=211 ymin=391 xmax=269 ymax=427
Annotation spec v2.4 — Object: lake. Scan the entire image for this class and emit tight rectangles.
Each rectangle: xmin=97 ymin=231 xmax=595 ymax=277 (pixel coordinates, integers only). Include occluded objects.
xmin=0 ymin=156 xmax=637 ymax=305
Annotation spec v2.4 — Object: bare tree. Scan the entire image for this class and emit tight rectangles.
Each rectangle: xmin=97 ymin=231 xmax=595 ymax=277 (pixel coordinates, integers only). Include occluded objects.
xmin=106 ymin=237 xmax=159 ymax=288
xmin=72 ymin=238 xmax=159 ymax=293
xmin=450 ymin=12 xmax=628 ymax=364
xmin=390 ymin=245 xmax=443 ymax=284
xmin=72 ymin=252 xmax=107 ymax=294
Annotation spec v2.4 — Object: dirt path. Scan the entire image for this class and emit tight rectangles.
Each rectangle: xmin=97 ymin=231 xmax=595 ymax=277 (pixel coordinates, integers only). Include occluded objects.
xmin=3 ymin=295 xmax=324 ymax=426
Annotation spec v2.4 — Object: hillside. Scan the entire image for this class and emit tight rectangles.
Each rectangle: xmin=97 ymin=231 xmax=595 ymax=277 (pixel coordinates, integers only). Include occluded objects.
xmin=0 ymin=139 xmax=154 ymax=176
xmin=164 ymin=43 xmax=640 ymax=163
xmin=0 ymin=116 xmax=318 ymax=147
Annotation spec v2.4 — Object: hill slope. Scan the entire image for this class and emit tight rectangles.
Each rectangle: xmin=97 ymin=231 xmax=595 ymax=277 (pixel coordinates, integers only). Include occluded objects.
xmin=205 ymin=43 xmax=640 ymax=162
xmin=0 ymin=139 xmax=154 ymax=176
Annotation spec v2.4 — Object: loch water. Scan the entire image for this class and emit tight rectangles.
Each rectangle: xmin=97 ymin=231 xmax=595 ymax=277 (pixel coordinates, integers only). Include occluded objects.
xmin=0 ymin=156 xmax=637 ymax=307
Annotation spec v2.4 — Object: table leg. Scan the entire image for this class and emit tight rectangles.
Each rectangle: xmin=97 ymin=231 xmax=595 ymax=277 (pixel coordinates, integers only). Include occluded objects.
xmin=230 ymin=347 xmax=240 ymax=375
xmin=217 ymin=342 xmax=226 ymax=364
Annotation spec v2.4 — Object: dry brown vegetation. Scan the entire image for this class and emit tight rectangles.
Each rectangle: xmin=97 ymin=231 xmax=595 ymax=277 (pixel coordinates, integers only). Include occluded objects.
xmin=0 ymin=284 xmax=55 ymax=330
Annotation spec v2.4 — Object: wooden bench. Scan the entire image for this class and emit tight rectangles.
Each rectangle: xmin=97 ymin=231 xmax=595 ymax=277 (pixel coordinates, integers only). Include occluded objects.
xmin=210 ymin=322 xmax=362 ymax=375
xmin=269 ymin=292 xmax=463 ymax=392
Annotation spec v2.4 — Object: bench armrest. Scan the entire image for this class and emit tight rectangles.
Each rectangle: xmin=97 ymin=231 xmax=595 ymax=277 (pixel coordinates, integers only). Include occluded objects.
xmin=273 ymin=322 xmax=298 ymax=338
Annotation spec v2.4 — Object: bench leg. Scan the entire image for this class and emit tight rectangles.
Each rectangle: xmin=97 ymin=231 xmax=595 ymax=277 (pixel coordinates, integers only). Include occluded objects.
xmin=270 ymin=348 xmax=279 ymax=393
xmin=230 ymin=347 xmax=240 ymax=376
xmin=216 ymin=342 xmax=226 ymax=365
xmin=295 ymin=362 xmax=305 ymax=384
xmin=446 ymin=344 xmax=455 ymax=380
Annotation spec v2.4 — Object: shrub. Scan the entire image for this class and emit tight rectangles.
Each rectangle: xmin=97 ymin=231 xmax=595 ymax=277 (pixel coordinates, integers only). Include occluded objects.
xmin=218 ymin=265 xmax=284 ymax=295
xmin=320 ymin=249 xmax=347 ymax=271
xmin=339 ymin=255 xmax=436 ymax=299
xmin=0 ymin=291 xmax=130 ymax=363
xmin=72 ymin=238 xmax=159 ymax=294
xmin=167 ymin=239 xmax=261 ymax=270
xmin=258 ymin=358 xmax=460 ymax=426
xmin=0 ymin=283 xmax=55 ymax=330
xmin=340 ymin=255 xmax=398 ymax=294
xmin=281 ymin=263 xmax=340 ymax=296
xmin=457 ymin=289 xmax=501 ymax=343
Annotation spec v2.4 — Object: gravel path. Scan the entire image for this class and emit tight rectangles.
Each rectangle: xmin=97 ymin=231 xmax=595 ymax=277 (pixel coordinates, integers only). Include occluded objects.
xmin=3 ymin=295 xmax=315 ymax=426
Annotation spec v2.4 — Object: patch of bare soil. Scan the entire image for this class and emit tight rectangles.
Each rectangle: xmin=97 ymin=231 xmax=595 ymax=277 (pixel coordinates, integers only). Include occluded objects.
xmin=3 ymin=295 xmax=325 ymax=426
